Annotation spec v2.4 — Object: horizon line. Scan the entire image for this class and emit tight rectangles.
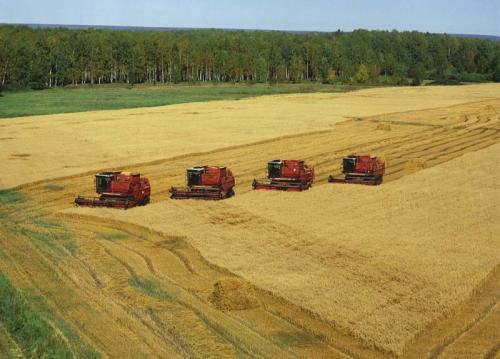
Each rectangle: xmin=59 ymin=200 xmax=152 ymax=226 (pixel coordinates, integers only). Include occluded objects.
xmin=1 ymin=22 xmax=499 ymax=39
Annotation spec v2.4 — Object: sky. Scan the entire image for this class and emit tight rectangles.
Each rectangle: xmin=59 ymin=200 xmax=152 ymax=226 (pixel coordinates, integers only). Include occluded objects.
xmin=0 ymin=0 xmax=499 ymax=36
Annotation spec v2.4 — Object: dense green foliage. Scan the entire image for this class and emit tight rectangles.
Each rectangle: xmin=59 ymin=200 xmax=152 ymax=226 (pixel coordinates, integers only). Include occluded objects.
xmin=1 ymin=25 xmax=499 ymax=89
xmin=0 ymin=83 xmax=349 ymax=118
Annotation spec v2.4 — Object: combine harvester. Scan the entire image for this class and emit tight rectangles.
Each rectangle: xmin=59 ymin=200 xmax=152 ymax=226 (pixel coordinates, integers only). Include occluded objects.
xmin=253 ymin=160 xmax=314 ymax=191
xmin=328 ymin=155 xmax=385 ymax=185
xmin=75 ymin=171 xmax=151 ymax=209
xmin=170 ymin=166 xmax=235 ymax=200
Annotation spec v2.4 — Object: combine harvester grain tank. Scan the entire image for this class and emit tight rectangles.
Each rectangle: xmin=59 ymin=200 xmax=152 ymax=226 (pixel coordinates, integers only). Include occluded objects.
xmin=75 ymin=171 xmax=151 ymax=209
xmin=252 ymin=160 xmax=314 ymax=191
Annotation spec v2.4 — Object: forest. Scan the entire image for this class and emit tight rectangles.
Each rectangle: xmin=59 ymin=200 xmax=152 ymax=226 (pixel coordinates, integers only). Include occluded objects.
xmin=1 ymin=25 xmax=500 ymax=89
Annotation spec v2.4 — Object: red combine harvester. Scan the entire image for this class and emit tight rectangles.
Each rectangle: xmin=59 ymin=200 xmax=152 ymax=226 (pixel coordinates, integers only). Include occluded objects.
xmin=170 ymin=166 xmax=235 ymax=200
xmin=75 ymin=172 xmax=151 ymax=209
xmin=253 ymin=160 xmax=314 ymax=191
xmin=328 ymin=155 xmax=385 ymax=185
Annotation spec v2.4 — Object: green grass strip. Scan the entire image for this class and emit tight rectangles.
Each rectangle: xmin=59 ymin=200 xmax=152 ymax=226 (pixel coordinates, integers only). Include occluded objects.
xmin=129 ymin=276 xmax=177 ymax=301
xmin=0 ymin=272 xmax=73 ymax=358
xmin=0 ymin=190 xmax=25 ymax=205
xmin=95 ymin=233 xmax=129 ymax=241
xmin=0 ymin=83 xmax=352 ymax=118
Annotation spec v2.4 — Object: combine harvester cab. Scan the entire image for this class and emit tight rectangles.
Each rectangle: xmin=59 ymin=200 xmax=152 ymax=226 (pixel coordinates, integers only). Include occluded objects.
xmin=253 ymin=160 xmax=314 ymax=191
xmin=328 ymin=155 xmax=385 ymax=185
xmin=170 ymin=166 xmax=235 ymax=200
xmin=75 ymin=171 xmax=151 ymax=209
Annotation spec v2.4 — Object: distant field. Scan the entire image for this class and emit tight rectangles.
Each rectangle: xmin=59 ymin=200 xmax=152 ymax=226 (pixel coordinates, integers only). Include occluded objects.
xmin=0 ymin=83 xmax=353 ymax=118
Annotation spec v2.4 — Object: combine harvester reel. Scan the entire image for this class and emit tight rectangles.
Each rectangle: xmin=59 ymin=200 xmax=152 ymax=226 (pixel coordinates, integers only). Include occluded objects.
xmin=170 ymin=166 xmax=235 ymax=200
xmin=328 ymin=155 xmax=385 ymax=186
xmin=75 ymin=171 xmax=151 ymax=209
xmin=253 ymin=160 xmax=314 ymax=192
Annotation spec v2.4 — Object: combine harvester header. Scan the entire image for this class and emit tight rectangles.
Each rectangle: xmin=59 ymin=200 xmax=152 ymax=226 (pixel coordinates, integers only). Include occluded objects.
xmin=253 ymin=160 xmax=314 ymax=191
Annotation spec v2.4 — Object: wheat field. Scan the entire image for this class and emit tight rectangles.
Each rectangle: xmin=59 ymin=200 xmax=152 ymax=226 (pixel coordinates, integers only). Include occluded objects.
xmin=1 ymin=84 xmax=499 ymax=358
xmin=1 ymin=83 xmax=499 ymax=189
xmin=65 ymin=138 xmax=500 ymax=356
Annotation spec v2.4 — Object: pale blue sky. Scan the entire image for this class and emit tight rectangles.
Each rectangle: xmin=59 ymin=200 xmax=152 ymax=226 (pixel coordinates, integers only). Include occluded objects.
xmin=1 ymin=0 xmax=499 ymax=35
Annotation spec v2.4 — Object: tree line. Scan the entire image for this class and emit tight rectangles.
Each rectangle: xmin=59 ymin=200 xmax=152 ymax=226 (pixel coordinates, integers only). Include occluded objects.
xmin=1 ymin=25 xmax=499 ymax=89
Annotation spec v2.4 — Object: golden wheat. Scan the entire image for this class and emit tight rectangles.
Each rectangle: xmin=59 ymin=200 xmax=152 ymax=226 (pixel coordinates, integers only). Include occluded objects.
xmin=1 ymin=83 xmax=499 ymax=189
xmin=67 ymin=142 xmax=500 ymax=354
xmin=2 ymin=83 xmax=499 ymax=357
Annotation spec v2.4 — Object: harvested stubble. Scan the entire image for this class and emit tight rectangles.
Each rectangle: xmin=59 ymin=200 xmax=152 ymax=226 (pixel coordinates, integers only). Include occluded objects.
xmin=405 ymin=158 xmax=427 ymax=169
xmin=376 ymin=123 xmax=392 ymax=131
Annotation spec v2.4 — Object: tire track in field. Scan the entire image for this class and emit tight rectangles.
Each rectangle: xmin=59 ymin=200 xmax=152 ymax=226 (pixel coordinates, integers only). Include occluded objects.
xmin=46 ymin=218 xmax=239 ymax=358
xmin=0 ymin=223 xmax=173 ymax=358
xmin=60 ymin=214 xmax=363 ymax=358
